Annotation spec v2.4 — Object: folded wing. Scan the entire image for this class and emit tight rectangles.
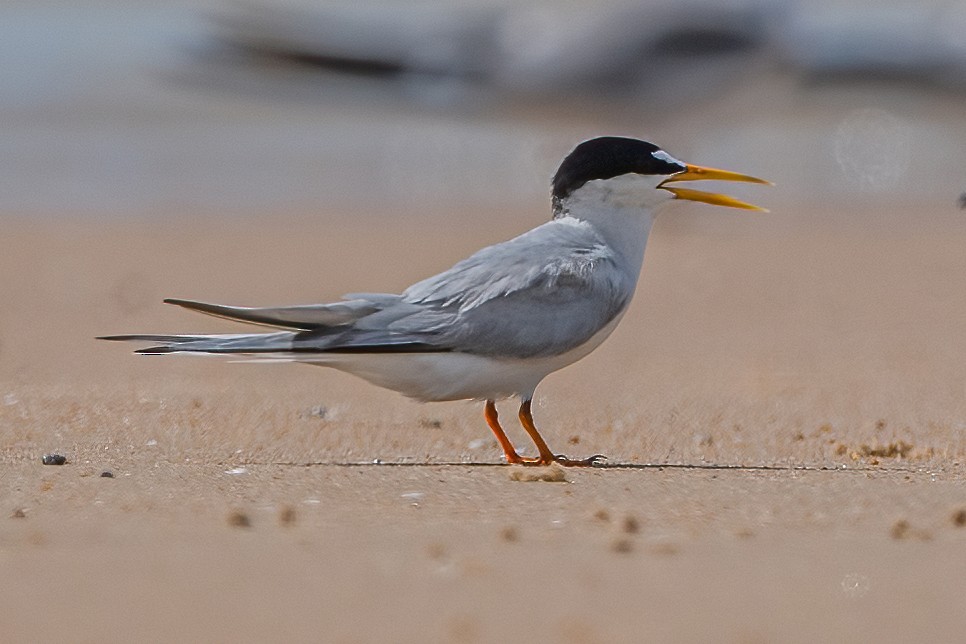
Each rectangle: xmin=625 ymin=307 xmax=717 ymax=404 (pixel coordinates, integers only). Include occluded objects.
xmin=100 ymin=218 xmax=632 ymax=360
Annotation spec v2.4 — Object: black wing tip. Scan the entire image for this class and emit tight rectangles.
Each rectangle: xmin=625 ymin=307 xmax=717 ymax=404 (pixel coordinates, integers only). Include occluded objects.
xmin=134 ymin=347 xmax=176 ymax=355
xmin=96 ymin=335 xmax=178 ymax=353
xmin=97 ymin=334 xmax=159 ymax=342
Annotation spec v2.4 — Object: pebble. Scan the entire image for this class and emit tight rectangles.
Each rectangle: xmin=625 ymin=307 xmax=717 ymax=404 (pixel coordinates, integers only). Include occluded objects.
xmin=499 ymin=526 xmax=519 ymax=542
xmin=100 ymin=471 xmax=114 ymax=478
xmin=42 ymin=454 xmax=67 ymax=466
xmin=508 ymin=463 xmax=568 ymax=483
xmin=227 ymin=511 xmax=251 ymax=528
xmin=890 ymin=519 xmax=911 ymax=539
xmin=279 ymin=505 xmax=297 ymax=527
xmin=593 ymin=509 xmax=611 ymax=522
xmin=890 ymin=518 xmax=932 ymax=541
xmin=621 ymin=515 xmax=641 ymax=534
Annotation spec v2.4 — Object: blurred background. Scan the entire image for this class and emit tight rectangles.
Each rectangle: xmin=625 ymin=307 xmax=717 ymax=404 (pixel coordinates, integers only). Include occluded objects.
xmin=4 ymin=0 xmax=966 ymax=459
xmin=2 ymin=0 xmax=965 ymax=219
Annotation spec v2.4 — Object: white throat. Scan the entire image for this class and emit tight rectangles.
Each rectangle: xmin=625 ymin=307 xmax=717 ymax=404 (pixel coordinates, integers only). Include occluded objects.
xmin=554 ymin=174 xmax=674 ymax=277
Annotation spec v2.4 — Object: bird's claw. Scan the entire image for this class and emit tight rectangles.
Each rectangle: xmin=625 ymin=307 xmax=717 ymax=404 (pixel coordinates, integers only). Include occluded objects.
xmin=506 ymin=453 xmax=607 ymax=467
xmin=553 ymin=453 xmax=607 ymax=467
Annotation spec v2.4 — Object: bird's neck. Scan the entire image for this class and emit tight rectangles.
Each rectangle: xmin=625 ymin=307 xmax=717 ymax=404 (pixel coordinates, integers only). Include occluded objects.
xmin=553 ymin=181 xmax=662 ymax=277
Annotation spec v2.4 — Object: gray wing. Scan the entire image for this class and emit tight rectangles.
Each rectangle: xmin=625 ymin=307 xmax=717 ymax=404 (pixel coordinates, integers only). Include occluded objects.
xmin=100 ymin=293 xmax=439 ymax=354
xmin=395 ymin=218 xmax=634 ymax=358
xmin=101 ymin=218 xmax=632 ymax=358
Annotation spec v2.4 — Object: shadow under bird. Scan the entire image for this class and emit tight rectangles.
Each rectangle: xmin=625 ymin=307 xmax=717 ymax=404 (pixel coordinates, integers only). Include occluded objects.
xmin=100 ymin=136 xmax=769 ymax=466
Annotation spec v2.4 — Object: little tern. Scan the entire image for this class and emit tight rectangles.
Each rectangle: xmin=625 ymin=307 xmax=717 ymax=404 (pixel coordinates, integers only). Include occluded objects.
xmin=101 ymin=136 xmax=768 ymax=466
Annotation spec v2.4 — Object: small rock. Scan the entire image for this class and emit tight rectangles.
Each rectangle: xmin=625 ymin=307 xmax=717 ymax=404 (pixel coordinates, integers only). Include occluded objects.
xmin=100 ymin=471 xmax=114 ymax=478
xmin=621 ymin=515 xmax=641 ymax=534
xmin=11 ymin=508 xmax=26 ymax=519
xmin=227 ymin=511 xmax=251 ymax=528
xmin=890 ymin=519 xmax=911 ymax=539
xmin=952 ymin=508 xmax=966 ymax=527
xmin=499 ymin=526 xmax=519 ymax=542
xmin=593 ymin=509 xmax=611 ymax=523
xmin=42 ymin=454 xmax=67 ymax=466
xmin=279 ymin=505 xmax=297 ymax=527
xmin=508 ymin=463 xmax=568 ymax=483
xmin=890 ymin=518 xmax=932 ymax=541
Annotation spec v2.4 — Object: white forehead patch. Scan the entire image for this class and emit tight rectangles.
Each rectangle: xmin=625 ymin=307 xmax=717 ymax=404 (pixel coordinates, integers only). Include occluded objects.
xmin=651 ymin=149 xmax=685 ymax=168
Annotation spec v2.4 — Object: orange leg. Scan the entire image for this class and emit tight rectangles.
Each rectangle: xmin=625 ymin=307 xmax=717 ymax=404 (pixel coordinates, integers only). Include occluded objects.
xmin=516 ymin=399 xmax=557 ymax=464
xmin=484 ymin=399 xmax=568 ymax=466
xmin=484 ymin=399 xmax=527 ymax=465
xmin=516 ymin=399 xmax=606 ymax=467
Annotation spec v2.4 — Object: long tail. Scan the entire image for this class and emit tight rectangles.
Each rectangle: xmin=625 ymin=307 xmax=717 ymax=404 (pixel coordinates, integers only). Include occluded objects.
xmin=97 ymin=331 xmax=298 ymax=355
xmin=99 ymin=296 xmax=448 ymax=356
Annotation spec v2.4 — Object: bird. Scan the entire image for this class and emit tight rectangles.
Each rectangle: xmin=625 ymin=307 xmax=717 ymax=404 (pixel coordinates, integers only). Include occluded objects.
xmin=100 ymin=136 xmax=769 ymax=466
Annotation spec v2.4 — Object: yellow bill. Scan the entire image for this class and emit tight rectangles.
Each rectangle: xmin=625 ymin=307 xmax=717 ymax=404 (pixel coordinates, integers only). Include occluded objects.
xmin=659 ymin=163 xmax=771 ymax=211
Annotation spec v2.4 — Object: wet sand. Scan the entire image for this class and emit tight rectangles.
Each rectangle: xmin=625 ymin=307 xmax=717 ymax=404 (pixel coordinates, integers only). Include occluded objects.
xmin=3 ymin=206 xmax=966 ymax=642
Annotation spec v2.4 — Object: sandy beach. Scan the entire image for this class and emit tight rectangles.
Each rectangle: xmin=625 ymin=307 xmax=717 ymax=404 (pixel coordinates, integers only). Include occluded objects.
xmin=2 ymin=206 xmax=966 ymax=642
xmin=4 ymin=0 xmax=966 ymax=640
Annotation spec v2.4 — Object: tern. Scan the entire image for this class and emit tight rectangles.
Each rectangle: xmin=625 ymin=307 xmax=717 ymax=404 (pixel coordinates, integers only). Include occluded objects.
xmin=101 ymin=136 xmax=768 ymax=466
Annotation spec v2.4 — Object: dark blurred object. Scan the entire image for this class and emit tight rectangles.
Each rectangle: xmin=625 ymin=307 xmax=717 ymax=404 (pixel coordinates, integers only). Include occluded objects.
xmin=958 ymin=193 xmax=966 ymax=209
xmin=210 ymin=0 xmax=768 ymax=105
xmin=779 ymin=1 xmax=966 ymax=89
xmin=42 ymin=454 xmax=67 ymax=465
xmin=212 ymin=0 xmax=966 ymax=100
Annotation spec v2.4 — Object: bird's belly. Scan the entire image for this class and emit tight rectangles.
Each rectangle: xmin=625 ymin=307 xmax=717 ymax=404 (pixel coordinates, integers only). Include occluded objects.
xmin=303 ymin=311 xmax=624 ymax=402
xmin=314 ymin=352 xmax=543 ymax=401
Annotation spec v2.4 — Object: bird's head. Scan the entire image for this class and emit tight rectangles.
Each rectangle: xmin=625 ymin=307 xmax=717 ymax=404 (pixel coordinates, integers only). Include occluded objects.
xmin=551 ymin=136 xmax=770 ymax=217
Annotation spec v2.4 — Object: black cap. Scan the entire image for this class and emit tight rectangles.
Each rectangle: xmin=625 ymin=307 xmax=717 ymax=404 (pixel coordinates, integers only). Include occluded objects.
xmin=552 ymin=137 xmax=686 ymax=202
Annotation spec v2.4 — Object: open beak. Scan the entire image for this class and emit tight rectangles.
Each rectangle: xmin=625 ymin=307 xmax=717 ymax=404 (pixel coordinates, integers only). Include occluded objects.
xmin=659 ymin=164 xmax=771 ymax=211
